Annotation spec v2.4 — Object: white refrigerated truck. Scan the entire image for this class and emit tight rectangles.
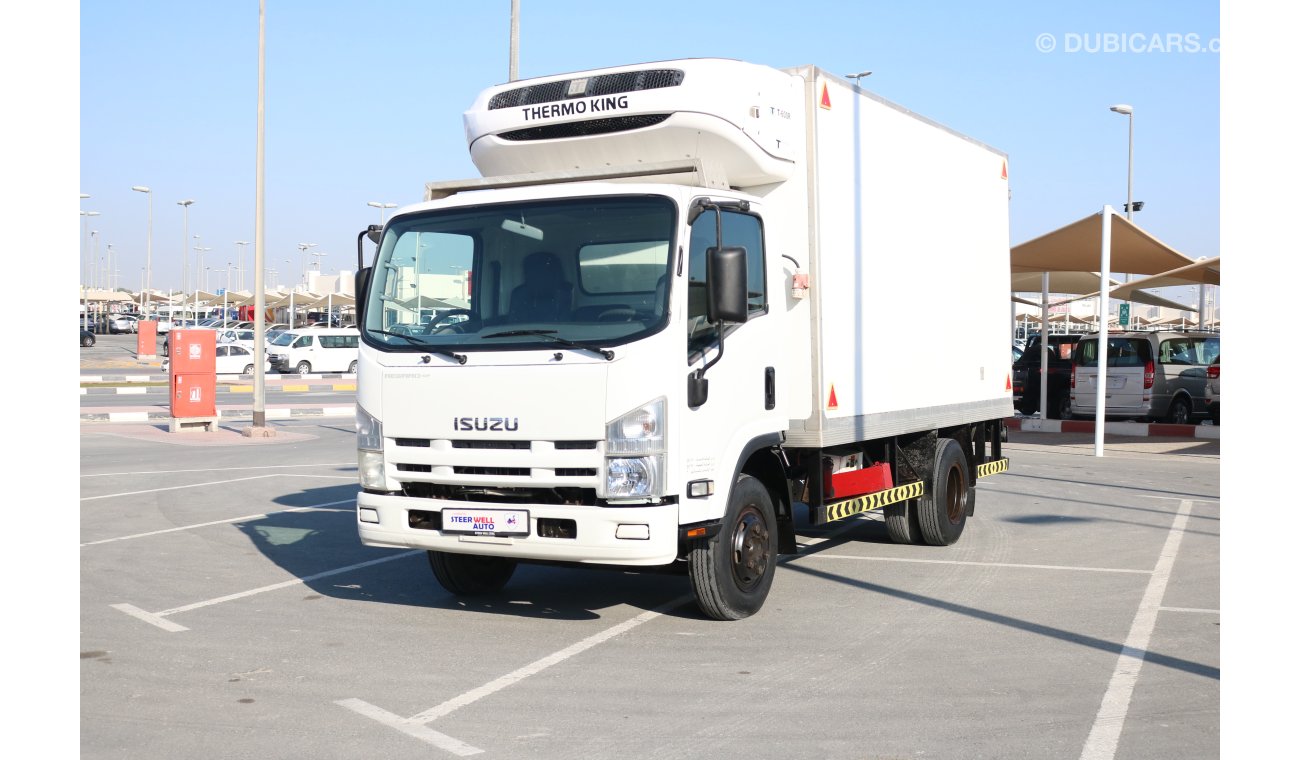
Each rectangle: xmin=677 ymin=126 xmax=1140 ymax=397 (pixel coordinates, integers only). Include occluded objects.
xmin=352 ymin=58 xmax=1012 ymax=620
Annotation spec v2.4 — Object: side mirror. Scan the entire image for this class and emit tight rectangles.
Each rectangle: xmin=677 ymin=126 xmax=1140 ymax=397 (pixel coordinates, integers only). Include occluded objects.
xmin=706 ymin=246 xmax=749 ymax=324
xmin=355 ymin=267 xmax=372 ymax=322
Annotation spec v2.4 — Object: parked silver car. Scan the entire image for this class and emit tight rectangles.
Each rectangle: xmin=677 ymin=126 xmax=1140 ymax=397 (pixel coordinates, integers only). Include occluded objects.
xmin=1070 ymin=330 xmax=1220 ymax=423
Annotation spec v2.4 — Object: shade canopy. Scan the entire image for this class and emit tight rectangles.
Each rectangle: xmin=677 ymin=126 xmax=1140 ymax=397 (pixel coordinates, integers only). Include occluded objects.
xmin=1012 ymin=213 xmax=1199 ymax=275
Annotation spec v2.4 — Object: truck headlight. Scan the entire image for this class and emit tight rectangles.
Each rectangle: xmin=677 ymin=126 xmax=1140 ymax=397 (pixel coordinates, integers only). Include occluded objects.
xmin=356 ymin=405 xmax=387 ymax=489
xmin=602 ymin=398 xmax=665 ymax=498
xmin=604 ymin=456 xmax=663 ymax=498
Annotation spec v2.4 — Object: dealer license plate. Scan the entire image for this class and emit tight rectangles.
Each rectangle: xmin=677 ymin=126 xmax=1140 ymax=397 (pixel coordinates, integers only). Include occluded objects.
xmin=441 ymin=508 xmax=530 ymax=536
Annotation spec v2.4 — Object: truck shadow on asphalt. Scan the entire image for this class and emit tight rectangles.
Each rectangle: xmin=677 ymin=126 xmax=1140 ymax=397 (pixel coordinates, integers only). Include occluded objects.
xmin=235 ymin=484 xmax=903 ymax=623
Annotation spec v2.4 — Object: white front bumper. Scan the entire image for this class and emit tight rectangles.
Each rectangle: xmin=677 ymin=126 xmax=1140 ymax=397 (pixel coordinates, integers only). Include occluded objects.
xmin=356 ymin=492 xmax=680 ymax=566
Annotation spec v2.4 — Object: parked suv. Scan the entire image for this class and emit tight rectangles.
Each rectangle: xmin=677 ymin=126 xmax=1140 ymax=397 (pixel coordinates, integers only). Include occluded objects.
xmin=1012 ymin=333 xmax=1084 ymax=419
xmin=1071 ymin=331 xmax=1220 ymax=423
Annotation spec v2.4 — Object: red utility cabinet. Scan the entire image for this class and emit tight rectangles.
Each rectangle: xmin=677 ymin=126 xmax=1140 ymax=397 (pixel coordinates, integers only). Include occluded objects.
xmin=169 ymin=329 xmax=217 ymax=419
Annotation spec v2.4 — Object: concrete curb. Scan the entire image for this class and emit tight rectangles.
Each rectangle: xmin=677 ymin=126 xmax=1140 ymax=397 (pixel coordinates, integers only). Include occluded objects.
xmin=1007 ymin=417 xmax=1220 ymax=439
xmin=80 ymin=404 xmax=355 ymax=423
xmin=80 ymin=373 xmax=356 ymax=383
xmin=81 ymin=383 xmax=357 ymax=395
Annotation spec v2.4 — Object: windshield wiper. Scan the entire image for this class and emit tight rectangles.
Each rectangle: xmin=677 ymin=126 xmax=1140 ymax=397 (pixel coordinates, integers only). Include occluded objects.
xmin=373 ymin=330 xmax=468 ymax=364
xmin=482 ymin=329 xmax=614 ymax=360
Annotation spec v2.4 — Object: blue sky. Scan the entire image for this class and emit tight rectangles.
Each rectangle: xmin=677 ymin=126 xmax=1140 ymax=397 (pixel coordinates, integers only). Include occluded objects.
xmin=72 ymin=0 xmax=1219 ymax=298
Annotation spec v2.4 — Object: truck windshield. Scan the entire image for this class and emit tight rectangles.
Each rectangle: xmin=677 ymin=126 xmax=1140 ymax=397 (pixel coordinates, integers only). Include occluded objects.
xmin=363 ymin=195 xmax=676 ymax=353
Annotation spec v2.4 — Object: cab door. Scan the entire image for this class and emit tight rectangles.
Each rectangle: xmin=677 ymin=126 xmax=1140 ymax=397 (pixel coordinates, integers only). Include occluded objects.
xmin=675 ymin=201 xmax=786 ymax=526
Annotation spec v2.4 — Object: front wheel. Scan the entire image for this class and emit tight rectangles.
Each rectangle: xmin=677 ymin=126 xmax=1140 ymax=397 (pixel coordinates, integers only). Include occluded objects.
xmin=428 ymin=551 xmax=516 ymax=595
xmin=348 ymin=360 xmax=358 ymax=374
xmin=916 ymin=438 xmax=971 ymax=546
xmin=1164 ymin=397 xmax=1191 ymax=424
xmin=689 ymin=474 xmax=777 ymax=620
xmin=295 ymin=361 xmax=311 ymax=375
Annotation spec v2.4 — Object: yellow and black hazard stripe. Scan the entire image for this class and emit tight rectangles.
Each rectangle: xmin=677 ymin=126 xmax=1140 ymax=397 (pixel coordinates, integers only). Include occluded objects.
xmin=824 ymin=481 xmax=925 ymax=522
xmin=976 ymin=458 xmax=1009 ymax=478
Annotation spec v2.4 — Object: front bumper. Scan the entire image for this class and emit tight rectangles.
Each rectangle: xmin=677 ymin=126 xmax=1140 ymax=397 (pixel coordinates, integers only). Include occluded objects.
xmin=356 ymin=491 xmax=681 ymax=566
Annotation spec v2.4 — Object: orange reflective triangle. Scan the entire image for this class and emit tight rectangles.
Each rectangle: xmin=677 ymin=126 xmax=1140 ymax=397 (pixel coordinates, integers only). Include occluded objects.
xmin=1001 ymin=160 xmax=1008 ymax=180
xmin=1006 ymin=373 xmax=1012 ymax=391
xmin=827 ymin=384 xmax=839 ymax=410
xmin=820 ymin=82 xmax=832 ymax=109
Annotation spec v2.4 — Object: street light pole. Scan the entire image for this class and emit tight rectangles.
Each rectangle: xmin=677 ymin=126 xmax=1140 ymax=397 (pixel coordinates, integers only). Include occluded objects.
xmin=366 ymin=201 xmax=397 ymax=226
xmin=177 ymin=200 xmax=195 ymax=296
xmin=509 ymin=0 xmax=520 ymax=81
xmin=235 ymin=240 xmax=250 ymax=291
xmin=1109 ymin=104 xmax=1134 ymax=322
xmin=132 ymin=186 xmax=153 ymax=317
xmin=297 ymin=242 xmax=317 ymax=287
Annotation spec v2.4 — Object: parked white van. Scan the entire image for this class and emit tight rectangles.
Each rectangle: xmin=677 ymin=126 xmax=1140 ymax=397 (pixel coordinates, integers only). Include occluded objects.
xmin=267 ymin=328 xmax=360 ymax=375
xmin=1071 ymin=330 xmax=1220 ymax=423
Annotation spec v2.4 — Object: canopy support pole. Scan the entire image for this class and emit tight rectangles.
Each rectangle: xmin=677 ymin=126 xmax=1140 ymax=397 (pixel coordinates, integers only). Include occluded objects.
xmin=1095 ymin=206 xmax=1114 ymax=457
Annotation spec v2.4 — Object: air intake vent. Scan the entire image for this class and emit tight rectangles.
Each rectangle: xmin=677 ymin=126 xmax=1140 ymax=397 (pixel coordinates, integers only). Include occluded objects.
xmin=499 ymin=114 xmax=671 ymax=142
xmin=489 ymin=69 xmax=685 ymax=110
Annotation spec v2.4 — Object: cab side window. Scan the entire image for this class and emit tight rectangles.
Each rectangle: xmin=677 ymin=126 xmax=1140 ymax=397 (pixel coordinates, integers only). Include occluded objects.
xmin=686 ymin=208 xmax=766 ymax=356
xmin=295 ymin=336 xmax=314 ymax=349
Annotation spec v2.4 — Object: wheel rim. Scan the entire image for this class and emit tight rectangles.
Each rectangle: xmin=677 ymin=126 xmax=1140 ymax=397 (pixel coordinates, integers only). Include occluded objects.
xmin=730 ymin=505 xmax=771 ymax=592
xmin=945 ymin=465 xmax=967 ymax=523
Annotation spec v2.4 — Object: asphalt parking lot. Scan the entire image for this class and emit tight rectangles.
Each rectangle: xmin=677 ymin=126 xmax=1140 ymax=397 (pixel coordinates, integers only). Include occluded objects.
xmin=77 ymin=417 xmax=1220 ymax=759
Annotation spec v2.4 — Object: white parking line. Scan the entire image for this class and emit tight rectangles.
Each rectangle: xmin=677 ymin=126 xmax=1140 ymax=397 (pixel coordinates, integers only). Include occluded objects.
xmin=81 ymin=501 xmax=354 ymax=547
xmin=1080 ymin=498 xmax=1194 ymax=760
xmin=80 ymin=474 xmax=279 ymax=501
xmin=112 ymin=550 xmax=422 ymax=632
xmin=81 ymin=462 xmax=355 ymax=478
xmin=338 ymin=600 xmax=688 ymax=754
xmin=334 ymin=515 xmax=871 ymax=754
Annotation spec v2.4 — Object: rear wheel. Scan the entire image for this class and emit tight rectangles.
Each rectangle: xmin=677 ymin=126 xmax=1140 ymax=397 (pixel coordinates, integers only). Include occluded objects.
xmin=427 ymin=551 xmax=517 ymax=595
xmin=295 ymin=361 xmax=311 ymax=375
xmin=884 ymin=500 xmax=924 ymax=544
xmin=689 ymin=474 xmax=777 ymax=620
xmin=1050 ymin=392 xmax=1072 ymax=420
xmin=916 ymin=438 xmax=971 ymax=546
xmin=1164 ymin=397 xmax=1191 ymax=424
xmin=242 ymin=364 xmax=254 ymax=375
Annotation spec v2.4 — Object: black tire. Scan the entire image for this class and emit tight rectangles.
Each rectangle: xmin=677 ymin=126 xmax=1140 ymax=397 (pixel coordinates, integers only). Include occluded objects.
xmin=916 ymin=438 xmax=971 ymax=546
xmin=1164 ymin=397 xmax=1192 ymax=424
xmin=295 ymin=361 xmax=311 ymax=375
xmin=1049 ymin=392 xmax=1072 ymax=420
xmin=427 ymin=551 xmax=517 ymax=595
xmin=161 ymin=340 xmax=169 ymax=356
xmin=242 ymin=364 xmax=254 ymax=375
xmin=348 ymin=360 xmax=358 ymax=374
xmin=688 ymin=474 xmax=777 ymax=620
xmin=81 ymin=334 xmax=95 ymax=347
xmin=884 ymin=499 xmax=924 ymax=544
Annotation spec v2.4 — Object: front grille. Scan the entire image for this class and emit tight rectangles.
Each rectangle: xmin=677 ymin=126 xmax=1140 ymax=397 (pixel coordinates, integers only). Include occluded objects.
xmin=454 ymin=466 xmax=530 ymax=477
xmin=452 ymin=440 xmax=530 ymax=450
xmin=396 ymin=463 xmax=432 ymax=473
xmin=498 ymin=114 xmax=670 ymax=142
xmin=556 ymin=468 xmax=598 ymax=477
xmin=489 ymin=69 xmax=685 ymax=109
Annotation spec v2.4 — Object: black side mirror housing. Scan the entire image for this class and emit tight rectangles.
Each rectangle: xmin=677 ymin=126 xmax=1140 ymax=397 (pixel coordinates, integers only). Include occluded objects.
xmin=355 ymin=267 xmax=372 ymax=322
xmin=706 ymin=246 xmax=749 ymax=324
